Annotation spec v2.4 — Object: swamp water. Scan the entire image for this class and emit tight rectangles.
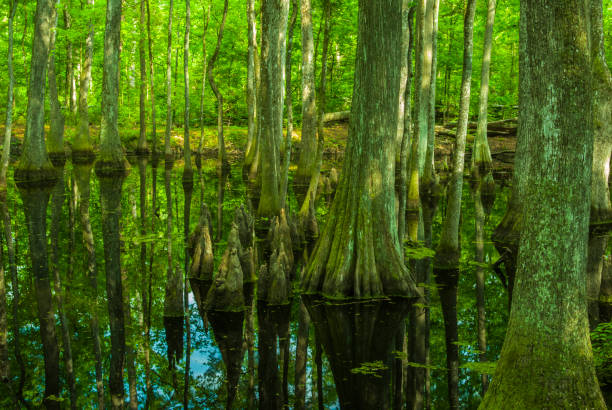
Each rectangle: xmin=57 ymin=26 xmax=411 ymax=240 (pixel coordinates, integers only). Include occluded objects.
xmin=0 ymin=155 xmax=606 ymax=408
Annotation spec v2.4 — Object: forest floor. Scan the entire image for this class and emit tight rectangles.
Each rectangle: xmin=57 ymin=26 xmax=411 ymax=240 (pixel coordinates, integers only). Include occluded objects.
xmin=3 ymin=121 xmax=517 ymax=179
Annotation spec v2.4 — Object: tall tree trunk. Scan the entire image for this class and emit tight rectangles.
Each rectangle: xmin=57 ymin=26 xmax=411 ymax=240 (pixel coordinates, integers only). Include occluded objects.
xmin=589 ymin=0 xmax=612 ymax=225
xmin=471 ymin=0 xmax=496 ymax=197
xmin=64 ymin=2 xmax=76 ymax=114
xmin=97 ymin=0 xmax=126 ymax=172
xmin=47 ymin=6 xmax=65 ymax=165
xmin=197 ymin=4 xmax=211 ymax=154
xmin=415 ymin=0 xmax=433 ymax=176
xmin=73 ymin=163 xmax=105 ymax=409
xmin=74 ymin=0 xmax=94 ymax=160
xmin=164 ymin=0 xmax=174 ymax=159
xmin=301 ymin=0 xmax=420 ymax=299
xmin=280 ymin=0 xmax=298 ymax=210
xmin=20 ymin=186 xmax=60 ymax=409
xmin=480 ymin=1 xmax=606 ymax=407
xmin=398 ymin=6 xmax=415 ymax=245
xmin=183 ymin=0 xmax=192 ymax=171
xmin=146 ymin=0 xmax=157 ymax=156
xmin=1 ymin=0 xmax=17 ymax=187
xmin=434 ymin=0 xmax=476 ymax=270
xmin=243 ymin=0 xmax=258 ymax=172
xmin=207 ymin=0 xmax=230 ymax=169
xmin=294 ymin=0 xmax=318 ymax=195
xmin=137 ymin=0 xmax=148 ymax=153
xmin=15 ymin=0 xmax=56 ymax=181
xmin=257 ymin=0 xmax=290 ymax=219
xmin=421 ymin=0 xmax=439 ymax=197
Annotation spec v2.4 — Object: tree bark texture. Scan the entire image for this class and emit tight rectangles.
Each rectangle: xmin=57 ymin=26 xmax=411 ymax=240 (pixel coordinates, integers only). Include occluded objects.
xmin=481 ymin=1 xmax=606 ymax=407
xmin=46 ymin=6 xmax=65 ymax=162
xmin=164 ymin=0 xmax=174 ymax=159
xmin=183 ymin=0 xmax=191 ymax=169
xmin=74 ymin=0 xmax=94 ymax=156
xmin=471 ymin=0 xmax=496 ymax=178
xmin=257 ymin=0 xmax=290 ymax=218
xmin=295 ymin=0 xmax=318 ymax=190
xmin=301 ymin=0 xmax=420 ymax=299
xmin=137 ymin=0 xmax=148 ymax=153
xmin=98 ymin=0 xmax=125 ymax=168
xmin=434 ymin=0 xmax=476 ymax=269
xmin=16 ymin=0 xmax=55 ymax=177
xmin=1 ymin=0 xmax=17 ymax=186
xmin=146 ymin=0 xmax=157 ymax=155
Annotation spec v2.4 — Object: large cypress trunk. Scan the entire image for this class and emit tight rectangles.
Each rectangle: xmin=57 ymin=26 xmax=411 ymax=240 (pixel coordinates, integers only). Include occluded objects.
xmin=97 ymin=0 xmax=126 ymax=172
xmin=301 ymin=0 xmax=419 ymax=299
xmin=481 ymin=1 xmax=606 ymax=407
xmin=15 ymin=0 xmax=56 ymax=182
xmin=257 ymin=0 xmax=290 ymax=218
xmin=46 ymin=6 xmax=65 ymax=165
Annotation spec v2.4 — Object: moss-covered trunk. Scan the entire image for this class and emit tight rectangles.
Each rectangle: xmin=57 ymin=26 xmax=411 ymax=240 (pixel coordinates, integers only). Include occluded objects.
xmin=480 ymin=1 xmax=606 ymax=407
xmin=164 ymin=0 xmax=174 ymax=160
xmin=257 ymin=0 xmax=289 ymax=218
xmin=15 ymin=0 xmax=55 ymax=181
xmin=73 ymin=0 xmax=94 ymax=159
xmin=146 ymin=0 xmax=157 ymax=156
xmin=302 ymin=0 xmax=420 ymax=299
xmin=137 ymin=0 xmax=148 ymax=154
xmin=471 ymin=0 xmax=496 ymax=182
xmin=0 ymin=0 xmax=16 ymax=187
xmin=434 ymin=0 xmax=476 ymax=270
xmin=294 ymin=0 xmax=317 ymax=193
xmin=46 ymin=6 xmax=65 ymax=164
xmin=98 ymin=0 xmax=125 ymax=171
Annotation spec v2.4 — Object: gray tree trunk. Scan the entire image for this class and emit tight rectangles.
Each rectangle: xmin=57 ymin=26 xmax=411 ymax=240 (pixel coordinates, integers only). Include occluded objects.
xmin=74 ymin=0 xmax=94 ymax=160
xmin=421 ymin=0 xmax=439 ymax=194
xmin=471 ymin=0 xmax=496 ymax=184
xmin=301 ymin=0 xmax=420 ymax=299
xmin=97 ymin=0 xmax=126 ymax=171
xmin=434 ymin=0 xmax=476 ymax=269
xmin=15 ymin=0 xmax=56 ymax=181
xmin=257 ymin=0 xmax=290 ymax=218
xmin=295 ymin=0 xmax=318 ymax=192
xmin=480 ymin=1 xmax=606 ymax=407
xmin=47 ymin=6 xmax=65 ymax=164
xmin=243 ymin=0 xmax=259 ymax=174
xmin=280 ymin=0 xmax=298 ymax=210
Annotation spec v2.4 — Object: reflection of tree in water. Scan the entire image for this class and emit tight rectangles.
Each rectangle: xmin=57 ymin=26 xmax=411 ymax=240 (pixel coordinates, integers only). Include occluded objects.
xmin=304 ymin=296 xmax=412 ymax=409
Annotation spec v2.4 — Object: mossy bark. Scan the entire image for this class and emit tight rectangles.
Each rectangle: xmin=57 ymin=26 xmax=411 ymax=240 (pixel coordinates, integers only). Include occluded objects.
xmin=294 ymin=0 xmax=318 ymax=194
xmin=146 ymin=0 xmax=157 ymax=156
xmin=471 ymin=0 xmax=496 ymax=181
xmin=434 ymin=0 xmax=476 ymax=271
xmin=244 ymin=0 xmax=258 ymax=171
xmin=1 ymin=0 xmax=16 ymax=187
xmin=98 ymin=0 xmax=126 ymax=176
xmin=73 ymin=0 xmax=95 ymax=160
xmin=590 ymin=0 xmax=612 ymax=226
xmin=183 ymin=0 xmax=192 ymax=170
xmin=257 ymin=0 xmax=289 ymax=219
xmin=15 ymin=0 xmax=56 ymax=183
xmin=197 ymin=4 xmax=210 ymax=154
xmin=136 ymin=0 xmax=148 ymax=154
xmin=480 ymin=1 xmax=605 ymax=407
xmin=303 ymin=0 xmax=420 ymax=299
xmin=46 ymin=7 xmax=65 ymax=165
